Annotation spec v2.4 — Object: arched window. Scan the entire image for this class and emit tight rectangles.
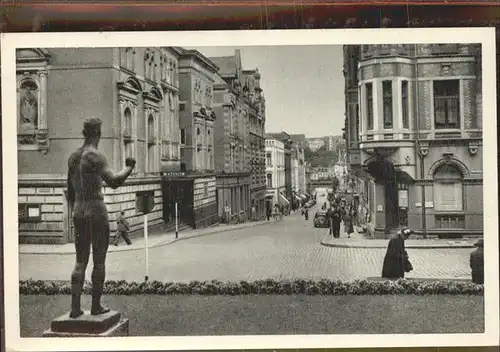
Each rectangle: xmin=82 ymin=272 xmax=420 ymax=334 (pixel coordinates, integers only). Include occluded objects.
xmin=433 ymin=163 xmax=463 ymax=212
xmin=124 ymin=107 xmax=132 ymax=136
xmin=147 ymin=114 xmax=155 ymax=139
xmin=19 ymin=79 xmax=39 ymax=129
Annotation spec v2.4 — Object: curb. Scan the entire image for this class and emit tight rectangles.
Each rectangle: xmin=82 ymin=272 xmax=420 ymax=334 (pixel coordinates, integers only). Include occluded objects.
xmin=153 ymin=220 xmax=271 ymax=248
xmin=320 ymin=234 xmax=476 ymax=249
xmin=20 ymin=221 xmax=271 ymax=255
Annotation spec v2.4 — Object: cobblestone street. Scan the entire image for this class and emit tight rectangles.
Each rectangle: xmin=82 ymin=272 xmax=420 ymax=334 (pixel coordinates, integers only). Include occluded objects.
xmin=19 ymin=205 xmax=473 ymax=282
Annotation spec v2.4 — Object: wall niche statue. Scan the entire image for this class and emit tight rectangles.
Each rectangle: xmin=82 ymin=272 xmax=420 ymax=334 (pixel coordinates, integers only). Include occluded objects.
xmin=19 ymin=79 xmax=39 ymax=130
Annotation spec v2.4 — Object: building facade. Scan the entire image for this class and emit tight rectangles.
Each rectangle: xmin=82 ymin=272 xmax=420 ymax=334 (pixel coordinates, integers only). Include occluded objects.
xmin=210 ymin=50 xmax=252 ymax=223
xmin=17 ymin=47 xmax=181 ymax=244
xmin=243 ymin=68 xmax=267 ymax=220
xmin=344 ymin=44 xmax=483 ymax=238
xmin=265 ymin=138 xmax=288 ymax=212
xmin=289 ymin=134 xmax=307 ymax=196
xmin=162 ymin=48 xmax=219 ymax=229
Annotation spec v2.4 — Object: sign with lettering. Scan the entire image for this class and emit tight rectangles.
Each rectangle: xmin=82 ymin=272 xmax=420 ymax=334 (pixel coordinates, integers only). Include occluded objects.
xmin=425 ymin=202 xmax=434 ymax=208
xmin=162 ymin=172 xmax=186 ymax=178
xmin=136 ymin=191 xmax=155 ymax=214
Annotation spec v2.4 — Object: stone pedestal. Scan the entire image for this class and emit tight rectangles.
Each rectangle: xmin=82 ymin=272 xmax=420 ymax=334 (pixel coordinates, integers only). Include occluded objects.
xmin=43 ymin=310 xmax=129 ymax=337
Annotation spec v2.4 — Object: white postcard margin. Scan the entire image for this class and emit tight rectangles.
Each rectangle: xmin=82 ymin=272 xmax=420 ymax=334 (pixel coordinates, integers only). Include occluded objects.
xmin=2 ymin=28 xmax=499 ymax=351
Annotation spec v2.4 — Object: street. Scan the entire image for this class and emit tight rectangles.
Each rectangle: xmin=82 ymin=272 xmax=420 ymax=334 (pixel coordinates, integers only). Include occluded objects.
xmin=19 ymin=204 xmax=473 ymax=283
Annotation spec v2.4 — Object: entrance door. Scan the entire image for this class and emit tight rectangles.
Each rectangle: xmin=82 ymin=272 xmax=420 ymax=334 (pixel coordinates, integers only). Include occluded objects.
xmin=63 ymin=190 xmax=75 ymax=243
xmin=163 ymin=180 xmax=195 ymax=227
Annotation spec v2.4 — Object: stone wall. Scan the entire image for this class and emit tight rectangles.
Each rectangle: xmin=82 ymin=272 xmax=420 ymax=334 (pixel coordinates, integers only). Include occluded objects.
xmin=193 ymin=176 xmax=218 ymax=228
xmin=18 ymin=178 xmax=163 ymax=244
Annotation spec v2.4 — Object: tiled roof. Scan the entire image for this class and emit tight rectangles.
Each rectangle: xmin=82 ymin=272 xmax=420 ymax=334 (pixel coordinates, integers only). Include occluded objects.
xmin=209 ymin=56 xmax=237 ymax=77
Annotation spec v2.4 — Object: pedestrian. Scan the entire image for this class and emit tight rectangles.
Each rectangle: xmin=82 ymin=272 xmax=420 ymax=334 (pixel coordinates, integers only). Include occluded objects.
xmin=344 ymin=208 xmax=354 ymax=238
xmin=113 ymin=211 xmax=132 ymax=246
xmin=274 ymin=204 xmax=280 ymax=222
xmin=328 ymin=206 xmax=335 ymax=237
xmin=470 ymin=238 xmax=484 ymax=284
xmin=304 ymin=207 xmax=309 ymax=220
xmin=381 ymin=227 xmax=414 ymax=279
xmin=266 ymin=207 xmax=271 ymax=221
xmin=333 ymin=206 xmax=341 ymax=238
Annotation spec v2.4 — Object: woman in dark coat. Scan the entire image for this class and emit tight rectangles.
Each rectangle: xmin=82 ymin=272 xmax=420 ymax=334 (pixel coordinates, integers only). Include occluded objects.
xmin=382 ymin=227 xmax=414 ymax=279
xmin=470 ymin=238 xmax=484 ymax=284
xmin=343 ymin=208 xmax=354 ymax=239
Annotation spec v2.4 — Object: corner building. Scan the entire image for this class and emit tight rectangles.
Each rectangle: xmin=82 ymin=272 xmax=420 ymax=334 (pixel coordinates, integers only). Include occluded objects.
xmin=17 ymin=47 xmax=182 ymax=244
xmin=345 ymin=44 xmax=483 ymax=238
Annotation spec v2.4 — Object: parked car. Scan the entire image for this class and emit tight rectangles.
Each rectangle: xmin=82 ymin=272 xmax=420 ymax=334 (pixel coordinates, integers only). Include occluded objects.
xmin=313 ymin=210 xmax=330 ymax=228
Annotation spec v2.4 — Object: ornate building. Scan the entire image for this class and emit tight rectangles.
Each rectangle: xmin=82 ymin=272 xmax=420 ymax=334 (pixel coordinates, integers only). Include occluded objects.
xmin=243 ymin=68 xmax=267 ymax=220
xmin=210 ymin=50 xmax=252 ymax=223
xmin=17 ymin=47 xmax=181 ymax=244
xmin=162 ymin=48 xmax=219 ymax=229
xmin=344 ymin=44 xmax=483 ymax=238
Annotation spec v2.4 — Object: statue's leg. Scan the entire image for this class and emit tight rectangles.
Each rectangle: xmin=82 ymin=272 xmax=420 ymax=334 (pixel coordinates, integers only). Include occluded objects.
xmin=70 ymin=217 xmax=91 ymax=318
xmin=90 ymin=220 xmax=111 ymax=315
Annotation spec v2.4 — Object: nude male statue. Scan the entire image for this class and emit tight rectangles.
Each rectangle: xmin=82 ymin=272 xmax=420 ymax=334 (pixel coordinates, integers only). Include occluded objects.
xmin=67 ymin=117 xmax=136 ymax=318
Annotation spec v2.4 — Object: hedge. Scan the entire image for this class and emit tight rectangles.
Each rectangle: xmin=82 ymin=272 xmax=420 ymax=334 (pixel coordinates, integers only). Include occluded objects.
xmin=19 ymin=279 xmax=483 ymax=296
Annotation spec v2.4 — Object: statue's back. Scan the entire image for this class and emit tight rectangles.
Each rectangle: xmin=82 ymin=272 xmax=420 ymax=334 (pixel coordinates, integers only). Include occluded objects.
xmin=69 ymin=146 xmax=106 ymax=219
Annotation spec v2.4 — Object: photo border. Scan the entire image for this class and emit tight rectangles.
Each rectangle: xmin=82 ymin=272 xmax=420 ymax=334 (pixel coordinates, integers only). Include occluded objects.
xmin=2 ymin=27 xmax=499 ymax=351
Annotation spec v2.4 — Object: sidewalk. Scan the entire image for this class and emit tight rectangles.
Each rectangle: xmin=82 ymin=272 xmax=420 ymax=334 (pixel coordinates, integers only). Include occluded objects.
xmin=19 ymin=219 xmax=271 ymax=255
xmin=320 ymin=227 xmax=478 ymax=249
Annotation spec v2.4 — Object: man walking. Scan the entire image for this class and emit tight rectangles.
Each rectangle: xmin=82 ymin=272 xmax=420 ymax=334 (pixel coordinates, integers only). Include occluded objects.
xmin=113 ymin=211 xmax=132 ymax=246
xmin=67 ymin=117 xmax=135 ymax=318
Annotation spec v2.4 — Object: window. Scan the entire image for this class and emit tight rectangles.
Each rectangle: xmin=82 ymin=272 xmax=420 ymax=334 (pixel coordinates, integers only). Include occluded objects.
xmin=433 ymin=164 xmax=463 ymax=212
xmin=266 ymin=153 xmax=272 ymax=166
xmin=180 ymin=129 xmax=186 ymax=144
xmin=147 ymin=115 xmax=155 ymax=140
xmin=267 ymin=173 xmax=273 ymax=188
xmin=18 ymin=203 xmax=41 ymax=223
xmin=366 ymin=83 xmax=373 ymax=130
xmin=402 ymin=80 xmax=409 ymax=129
xmin=179 ymin=103 xmax=185 ymax=112
xmin=434 ymin=80 xmax=460 ymax=129
xmin=148 ymin=144 xmax=155 ymax=173
xmin=124 ymin=108 xmax=132 ymax=137
xmin=382 ymin=80 xmax=393 ymax=129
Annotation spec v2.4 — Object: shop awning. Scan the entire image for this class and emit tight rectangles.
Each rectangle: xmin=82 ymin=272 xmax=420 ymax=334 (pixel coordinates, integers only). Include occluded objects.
xmin=278 ymin=192 xmax=290 ymax=206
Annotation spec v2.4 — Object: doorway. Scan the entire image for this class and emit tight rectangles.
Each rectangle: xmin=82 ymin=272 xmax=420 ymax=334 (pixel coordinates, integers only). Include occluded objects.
xmin=162 ymin=179 xmax=194 ymax=227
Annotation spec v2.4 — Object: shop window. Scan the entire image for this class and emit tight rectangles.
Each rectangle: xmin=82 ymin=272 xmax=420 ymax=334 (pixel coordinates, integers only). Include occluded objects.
xmin=434 ymin=80 xmax=460 ymax=129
